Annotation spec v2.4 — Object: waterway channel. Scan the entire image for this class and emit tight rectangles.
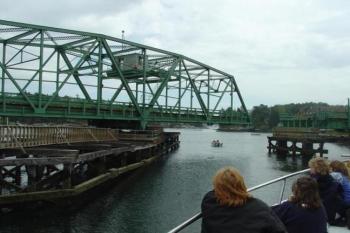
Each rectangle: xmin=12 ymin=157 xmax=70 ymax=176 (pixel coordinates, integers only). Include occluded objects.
xmin=1 ymin=128 xmax=350 ymax=233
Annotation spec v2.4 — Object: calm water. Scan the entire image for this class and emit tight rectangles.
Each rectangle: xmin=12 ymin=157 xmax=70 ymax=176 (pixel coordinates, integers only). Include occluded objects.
xmin=1 ymin=129 xmax=350 ymax=233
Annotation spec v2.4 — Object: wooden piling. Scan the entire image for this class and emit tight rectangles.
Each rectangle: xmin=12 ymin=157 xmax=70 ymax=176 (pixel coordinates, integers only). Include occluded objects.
xmin=0 ymin=129 xmax=180 ymax=211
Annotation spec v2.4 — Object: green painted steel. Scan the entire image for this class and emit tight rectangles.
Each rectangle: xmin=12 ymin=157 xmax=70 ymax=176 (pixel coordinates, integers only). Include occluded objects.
xmin=279 ymin=110 xmax=350 ymax=130
xmin=0 ymin=20 xmax=249 ymax=127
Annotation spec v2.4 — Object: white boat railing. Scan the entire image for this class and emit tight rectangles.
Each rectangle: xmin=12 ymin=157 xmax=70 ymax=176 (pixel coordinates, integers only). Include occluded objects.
xmin=167 ymin=168 xmax=311 ymax=233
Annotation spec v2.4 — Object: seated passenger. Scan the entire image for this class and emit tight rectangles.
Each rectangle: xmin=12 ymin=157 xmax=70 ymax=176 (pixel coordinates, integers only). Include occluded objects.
xmin=201 ymin=167 xmax=286 ymax=233
xmin=272 ymin=176 xmax=327 ymax=233
xmin=330 ymin=160 xmax=350 ymax=227
xmin=330 ymin=160 xmax=350 ymax=205
xmin=308 ymin=157 xmax=343 ymax=225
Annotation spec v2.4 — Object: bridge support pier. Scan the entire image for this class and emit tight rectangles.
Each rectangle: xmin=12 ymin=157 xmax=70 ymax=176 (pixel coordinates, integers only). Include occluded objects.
xmin=267 ymin=136 xmax=327 ymax=157
xmin=63 ymin=163 xmax=73 ymax=189
xmin=0 ymin=152 xmax=3 ymax=194
xmin=121 ymin=153 xmax=127 ymax=167
xmin=291 ymin=141 xmax=296 ymax=156
xmin=276 ymin=140 xmax=287 ymax=155
xmin=301 ymin=142 xmax=313 ymax=156
xmin=26 ymin=165 xmax=37 ymax=191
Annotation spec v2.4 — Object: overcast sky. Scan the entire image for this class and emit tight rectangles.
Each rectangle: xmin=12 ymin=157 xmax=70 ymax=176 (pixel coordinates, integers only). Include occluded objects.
xmin=1 ymin=0 xmax=350 ymax=109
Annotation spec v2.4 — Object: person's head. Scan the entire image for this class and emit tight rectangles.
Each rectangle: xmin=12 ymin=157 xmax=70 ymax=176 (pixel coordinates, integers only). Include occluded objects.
xmin=329 ymin=160 xmax=349 ymax=177
xmin=213 ymin=167 xmax=251 ymax=207
xmin=308 ymin=157 xmax=329 ymax=175
xmin=290 ymin=176 xmax=321 ymax=209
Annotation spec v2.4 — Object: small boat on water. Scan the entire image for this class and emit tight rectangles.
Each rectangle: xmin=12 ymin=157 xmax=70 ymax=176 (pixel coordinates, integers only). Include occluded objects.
xmin=211 ymin=140 xmax=223 ymax=147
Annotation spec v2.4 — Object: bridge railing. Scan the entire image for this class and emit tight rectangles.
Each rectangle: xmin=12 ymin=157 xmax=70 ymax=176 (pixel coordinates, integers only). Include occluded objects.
xmin=0 ymin=125 xmax=119 ymax=149
xmin=118 ymin=129 xmax=163 ymax=142
xmin=0 ymin=92 xmax=249 ymax=124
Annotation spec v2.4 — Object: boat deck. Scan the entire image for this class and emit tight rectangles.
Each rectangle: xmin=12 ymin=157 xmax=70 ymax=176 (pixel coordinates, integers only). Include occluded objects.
xmin=329 ymin=225 xmax=349 ymax=233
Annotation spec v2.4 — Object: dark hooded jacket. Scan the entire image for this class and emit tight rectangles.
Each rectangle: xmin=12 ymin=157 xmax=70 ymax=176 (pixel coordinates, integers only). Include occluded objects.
xmin=272 ymin=201 xmax=328 ymax=233
xmin=313 ymin=174 xmax=342 ymax=223
xmin=201 ymin=191 xmax=287 ymax=233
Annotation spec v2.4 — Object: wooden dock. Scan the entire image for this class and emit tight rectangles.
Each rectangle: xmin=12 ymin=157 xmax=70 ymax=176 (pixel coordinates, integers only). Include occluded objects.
xmin=268 ymin=128 xmax=328 ymax=156
xmin=0 ymin=125 xmax=180 ymax=211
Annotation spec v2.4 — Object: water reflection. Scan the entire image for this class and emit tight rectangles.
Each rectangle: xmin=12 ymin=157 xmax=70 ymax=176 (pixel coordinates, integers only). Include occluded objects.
xmin=269 ymin=153 xmax=313 ymax=172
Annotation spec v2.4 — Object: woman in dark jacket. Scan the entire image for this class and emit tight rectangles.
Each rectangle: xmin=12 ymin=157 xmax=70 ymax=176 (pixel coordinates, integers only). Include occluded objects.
xmin=201 ymin=167 xmax=287 ymax=233
xmin=308 ymin=157 xmax=343 ymax=224
xmin=273 ymin=176 xmax=328 ymax=233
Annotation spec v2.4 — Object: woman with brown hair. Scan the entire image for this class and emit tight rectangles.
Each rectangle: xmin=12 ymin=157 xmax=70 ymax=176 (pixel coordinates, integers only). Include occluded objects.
xmin=308 ymin=157 xmax=342 ymax=225
xmin=272 ymin=176 xmax=327 ymax=233
xmin=201 ymin=167 xmax=286 ymax=233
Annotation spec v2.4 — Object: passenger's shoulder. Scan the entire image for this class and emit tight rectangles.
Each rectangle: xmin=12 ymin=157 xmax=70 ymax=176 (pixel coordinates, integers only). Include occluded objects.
xmin=248 ymin=197 xmax=270 ymax=208
xmin=201 ymin=190 xmax=218 ymax=212
xmin=203 ymin=190 xmax=214 ymax=197
xmin=202 ymin=190 xmax=215 ymax=202
xmin=271 ymin=201 xmax=294 ymax=211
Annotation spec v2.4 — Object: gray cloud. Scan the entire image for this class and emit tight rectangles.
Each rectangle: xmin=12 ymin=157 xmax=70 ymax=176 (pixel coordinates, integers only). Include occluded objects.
xmin=1 ymin=0 xmax=350 ymax=108
xmin=0 ymin=0 xmax=141 ymax=29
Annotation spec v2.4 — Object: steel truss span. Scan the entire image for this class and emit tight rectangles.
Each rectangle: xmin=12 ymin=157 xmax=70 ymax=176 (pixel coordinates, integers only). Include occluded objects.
xmin=0 ymin=20 xmax=249 ymax=128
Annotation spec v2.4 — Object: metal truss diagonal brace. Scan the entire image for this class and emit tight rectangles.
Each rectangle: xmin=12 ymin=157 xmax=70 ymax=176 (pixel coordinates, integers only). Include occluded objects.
xmin=146 ymin=82 xmax=161 ymax=108
xmin=43 ymin=42 xmax=98 ymax=110
xmin=173 ymin=70 xmax=207 ymax=108
xmin=147 ymin=59 xmax=179 ymax=110
xmin=110 ymin=84 xmax=123 ymax=103
xmin=6 ymin=32 xmax=41 ymax=66
xmin=182 ymin=60 xmax=208 ymax=117
xmin=102 ymin=39 xmax=141 ymax=115
xmin=6 ymin=29 xmax=38 ymax=42
xmin=0 ymin=60 xmax=36 ymax=110
xmin=21 ymin=50 xmax=56 ymax=92
xmin=60 ymin=51 xmax=92 ymax=101
xmin=230 ymin=76 xmax=249 ymax=119
xmin=212 ymin=80 xmax=230 ymax=112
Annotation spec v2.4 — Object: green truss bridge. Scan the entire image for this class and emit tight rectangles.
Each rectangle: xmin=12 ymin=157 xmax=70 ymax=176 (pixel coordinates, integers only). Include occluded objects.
xmin=0 ymin=20 xmax=249 ymax=128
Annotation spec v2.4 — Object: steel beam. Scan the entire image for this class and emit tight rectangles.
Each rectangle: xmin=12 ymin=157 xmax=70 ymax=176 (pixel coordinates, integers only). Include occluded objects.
xmin=5 ymin=32 xmax=40 ymax=66
xmin=43 ymin=42 xmax=98 ymax=110
xmin=1 ymin=43 xmax=5 ymax=111
xmin=60 ymin=51 xmax=93 ymax=101
xmin=0 ymin=60 xmax=36 ymax=110
xmin=5 ymin=29 xmax=38 ymax=42
xmin=229 ymin=76 xmax=249 ymax=121
xmin=39 ymin=30 xmax=44 ymax=108
xmin=102 ymin=39 xmax=141 ymax=116
xmin=97 ymin=40 xmax=103 ymax=114
xmin=182 ymin=60 xmax=208 ymax=117
xmin=147 ymin=59 xmax=179 ymax=109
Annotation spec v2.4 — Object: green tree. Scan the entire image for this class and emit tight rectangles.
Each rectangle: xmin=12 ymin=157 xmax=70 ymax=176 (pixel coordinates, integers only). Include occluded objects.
xmin=268 ymin=107 xmax=280 ymax=128
xmin=251 ymin=104 xmax=270 ymax=130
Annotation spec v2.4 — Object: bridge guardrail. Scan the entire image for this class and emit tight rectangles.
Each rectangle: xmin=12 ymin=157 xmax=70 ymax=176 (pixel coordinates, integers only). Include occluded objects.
xmin=118 ymin=129 xmax=163 ymax=142
xmin=0 ymin=125 xmax=119 ymax=149
xmin=0 ymin=93 xmax=249 ymax=125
